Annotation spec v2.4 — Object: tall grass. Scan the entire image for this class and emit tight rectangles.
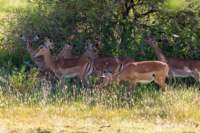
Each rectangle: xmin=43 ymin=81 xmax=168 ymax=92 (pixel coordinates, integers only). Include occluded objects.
xmin=0 ymin=67 xmax=200 ymax=123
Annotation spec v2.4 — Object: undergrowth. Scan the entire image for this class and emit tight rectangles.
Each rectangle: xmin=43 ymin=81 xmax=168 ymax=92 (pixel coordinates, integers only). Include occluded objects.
xmin=0 ymin=67 xmax=200 ymax=123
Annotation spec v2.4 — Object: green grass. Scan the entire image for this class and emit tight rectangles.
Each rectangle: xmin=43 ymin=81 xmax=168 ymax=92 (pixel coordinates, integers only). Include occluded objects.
xmin=0 ymin=0 xmax=29 ymax=13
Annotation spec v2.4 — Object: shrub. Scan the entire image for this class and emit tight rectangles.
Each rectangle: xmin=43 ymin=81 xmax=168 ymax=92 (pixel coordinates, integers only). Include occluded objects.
xmin=8 ymin=67 xmax=39 ymax=94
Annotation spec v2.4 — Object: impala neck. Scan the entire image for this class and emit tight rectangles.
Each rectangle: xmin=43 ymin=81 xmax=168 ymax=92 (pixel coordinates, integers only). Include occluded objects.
xmin=111 ymin=72 xmax=120 ymax=82
xmin=61 ymin=49 xmax=72 ymax=58
xmin=150 ymin=42 xmax=167 ymax=63
xmin=42 ymin=51 xmax=56 ymax=71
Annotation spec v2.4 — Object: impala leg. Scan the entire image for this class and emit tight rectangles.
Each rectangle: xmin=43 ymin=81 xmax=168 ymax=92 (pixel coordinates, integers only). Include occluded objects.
xmin=48 ymin=73 xmax=57 ymax=93
xmin=79 ymin=75 xmax=87 ymax=89
xmin=84 ymin=75 xmax=91 ymax=88
xmin=154 ymin=74 xmax=167 ymax=91
xmin=169 ymin=71 xmax=177 ymax=85
xmin=127 ymin=81 xmax=136 ymax=96
xmin=59 ymin=77 xmax=66 ymax=92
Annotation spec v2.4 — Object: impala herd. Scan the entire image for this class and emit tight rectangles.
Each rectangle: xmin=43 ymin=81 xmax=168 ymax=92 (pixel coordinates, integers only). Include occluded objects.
xmin=21 ymin=35 xmax=200 ymax=93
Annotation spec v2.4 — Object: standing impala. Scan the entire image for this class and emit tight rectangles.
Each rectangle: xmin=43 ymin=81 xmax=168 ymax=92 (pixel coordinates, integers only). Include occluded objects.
xmin=21 ymin=35 xmax=51 ymax=77
xmin=93 ymin=57 xmax=135 ymax=77
xmin=102 ymin=61 xmax=169 ymax=91
xmin=44 ymin=37 xmax=74 ymax=59
xmin=34 ymin=45 xmax=93 ymax=90
xmin=57 ymin=44 xmax=73 ymax=59
xmin=145 ymin=36 xmax=200 ymax=81
xmin=22 ymin=36 xmax=75 ymax=77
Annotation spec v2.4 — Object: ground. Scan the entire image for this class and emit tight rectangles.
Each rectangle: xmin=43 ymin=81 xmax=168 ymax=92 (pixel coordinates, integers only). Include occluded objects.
xmin=0 ymin=104 xmax=200 ymax=133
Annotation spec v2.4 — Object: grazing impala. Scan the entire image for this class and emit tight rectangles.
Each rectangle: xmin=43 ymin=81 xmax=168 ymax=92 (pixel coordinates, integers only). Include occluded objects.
xmin=145 ymin=36 xmax=200 ymax=81
xmin=102 ymin=61 xmax=169 ymax=91
xmin=34 ymin=45 xmax=93 ymax=89
xmin=93 ymin=57 xmax=135 ymax=77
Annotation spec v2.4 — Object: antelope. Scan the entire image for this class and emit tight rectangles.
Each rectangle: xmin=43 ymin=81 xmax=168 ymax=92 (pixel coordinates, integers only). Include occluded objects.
xmin=145 ymin=36 xmax=200 ymax=81
xmin=22 ymin=36 xmax=75 ymax=73
xmin=102 ymin=61 xmax=169 ymax=91
xmin=34 ymin=45 xmax=93 ymax=90
xmin=51 ymin=40 xmax=136 ymax=84
xmin=93 ymin=57 xmax=135 ymax=77
xmin=21 ymin=35 xmax=51 ymax=77
xmin=43 ymin=37 xmax=75 ymax=59
xmin=57 ymin=44 xmax=73 ymax=59
xmin=21 ymin=36 xmax=79 ymax=90
xmin=76 ymin=40 xmax=135 ymax=77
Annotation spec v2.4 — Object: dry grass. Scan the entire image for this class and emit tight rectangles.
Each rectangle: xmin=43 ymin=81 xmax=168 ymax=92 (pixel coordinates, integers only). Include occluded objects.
xmin=0 ymin=104 xmax=200 ymax=133
xmin=0 ymin=84 xmax=200 ymax=133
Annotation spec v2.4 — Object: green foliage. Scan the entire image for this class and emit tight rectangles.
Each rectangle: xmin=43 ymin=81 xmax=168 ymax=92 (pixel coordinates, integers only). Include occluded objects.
xmin=0 ymin=0 xmax=200 ymax=66
xmin=8 ymin=67 xmax=39 ymax=94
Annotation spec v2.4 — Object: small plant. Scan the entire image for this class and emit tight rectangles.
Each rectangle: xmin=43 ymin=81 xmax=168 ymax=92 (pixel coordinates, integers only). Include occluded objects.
xmin=8 ymin=67 xmax=39 ymax=94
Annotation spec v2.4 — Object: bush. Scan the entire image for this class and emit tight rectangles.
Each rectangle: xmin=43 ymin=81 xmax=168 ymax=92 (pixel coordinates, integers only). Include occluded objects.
xmin=8 ymin=67 xmax=39 ymax=94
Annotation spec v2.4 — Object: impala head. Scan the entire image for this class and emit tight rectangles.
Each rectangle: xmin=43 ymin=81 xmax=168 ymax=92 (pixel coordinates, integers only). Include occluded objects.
xmin=144 ymin=36 xmax=157 ymax=46
xmin=34 ymin=45 xmax=50 ymax=58
xmin=63 ymin=44 xmax=73 ymax=51
xmin=101 ymin=72 xmax=113 ymax=80
xmin=44 ymin=37 xmax=54 ymax=49
xmin=100 ymin=72 xmax=113 ymax=85
xmin=192 ymin=69 xmax=200 ymax=82
xmin=20 ymin=34 xmax=27 ymax=42
xmin=20 ymin=34 xmax=39 ymax=46
xmin=84 ymin=41 xmax=98 ymax=59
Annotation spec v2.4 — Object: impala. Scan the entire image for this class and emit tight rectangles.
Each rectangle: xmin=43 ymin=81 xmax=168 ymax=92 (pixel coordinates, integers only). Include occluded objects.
xmin=57 ymin=40 xmax=136 ymax=77
xmin=145 ymin=36 xmax=200 ymax=81
xmin=22 ymin=36 xmax=76 ymax=72
xmin=102 ymin=61 xmax=169 ymax=91
xmin=21 ymin=35 xmax=51 ymax=78
xmin=21 ymin=36 xmax=82 ymax=92
xmin=57 ymin=44 xmax=73 ymax=59
xmin=43 ymin=38 xmax=75 ymax=59
xmin=34 ymin=45 xmax=93 ymax=89
xmin=93 ymin=57 xmax=135 ymax=77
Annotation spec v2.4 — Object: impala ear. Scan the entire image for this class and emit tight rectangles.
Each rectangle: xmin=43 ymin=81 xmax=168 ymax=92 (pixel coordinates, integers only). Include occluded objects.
xmin=20 ymin=34 xmax=27 ymax=42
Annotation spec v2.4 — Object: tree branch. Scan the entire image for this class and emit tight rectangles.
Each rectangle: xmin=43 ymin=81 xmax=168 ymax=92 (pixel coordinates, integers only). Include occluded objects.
xmin=135 ymin=8 xmax=158 ymax=20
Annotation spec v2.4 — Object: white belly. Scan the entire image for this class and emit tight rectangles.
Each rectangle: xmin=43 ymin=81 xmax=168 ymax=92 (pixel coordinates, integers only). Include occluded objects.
xmin=170 ymin=68 xmax=192 ymax=78
xmin=135 ymin=72 xmax=155 ymax=84
xmin=137 ymin=79 xmax=154 ymax=84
